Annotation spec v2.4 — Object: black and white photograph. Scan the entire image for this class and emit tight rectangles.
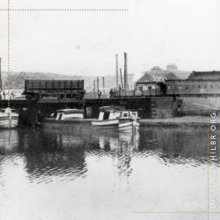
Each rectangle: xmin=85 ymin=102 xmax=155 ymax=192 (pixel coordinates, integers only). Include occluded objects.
xmin=0 ymin=1 xmax=220 ymax=220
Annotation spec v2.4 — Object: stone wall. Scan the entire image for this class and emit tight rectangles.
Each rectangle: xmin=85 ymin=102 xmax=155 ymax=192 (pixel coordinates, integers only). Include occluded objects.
xmin=150 ymin=97 xmax=177 ymax=119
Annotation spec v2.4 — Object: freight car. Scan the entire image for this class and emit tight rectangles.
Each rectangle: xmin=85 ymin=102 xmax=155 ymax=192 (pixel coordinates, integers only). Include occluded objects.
xmin=23 ymin=80 xmax=85 ymax=100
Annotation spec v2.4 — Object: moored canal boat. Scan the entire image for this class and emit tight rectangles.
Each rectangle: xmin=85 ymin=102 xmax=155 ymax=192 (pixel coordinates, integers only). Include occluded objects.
xmin=92 ymin=106 xmax=139 ymax=131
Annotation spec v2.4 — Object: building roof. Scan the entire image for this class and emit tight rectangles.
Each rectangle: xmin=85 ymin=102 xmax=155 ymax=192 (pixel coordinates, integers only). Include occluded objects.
xmin=165 ymin=79 xmax=220 ymax=82
xmin=188 ymin=71 xmax=220 ymax=80
xmin=137 ymin=71 xmax=179 ymax=83
xmin=165 ymin=73 xmax=180 ymax=80
xmin=151 ymin=66 xmax=163 ymax=71
xmin=136 ymin=73 xmax=153 ymax=83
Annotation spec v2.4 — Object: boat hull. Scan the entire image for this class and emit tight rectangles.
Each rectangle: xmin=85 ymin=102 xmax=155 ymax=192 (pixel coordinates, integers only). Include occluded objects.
xmin=43 ymin=118 xmax=95 ymax=130
xmin=118 ymin=118 xmax=134 ymax=131
xmin=91 ymin=119 xmax=119 ymax=129
xmin=43 ymin=117 xmax=139 ymax=132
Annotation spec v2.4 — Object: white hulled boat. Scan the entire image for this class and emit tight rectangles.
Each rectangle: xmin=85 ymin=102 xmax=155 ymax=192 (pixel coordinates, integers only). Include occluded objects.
xmin=0 ymin=108 xmax=19 ymax=129
xmin=92 ymin=106 xmax=140 ymax=131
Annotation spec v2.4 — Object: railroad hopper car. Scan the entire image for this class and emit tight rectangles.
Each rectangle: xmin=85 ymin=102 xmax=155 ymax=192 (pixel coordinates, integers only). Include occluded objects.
xmin=23 ymin=80 xmax=85 ymax=100
xmin=165 ymin=80 xmax=220 ymax=96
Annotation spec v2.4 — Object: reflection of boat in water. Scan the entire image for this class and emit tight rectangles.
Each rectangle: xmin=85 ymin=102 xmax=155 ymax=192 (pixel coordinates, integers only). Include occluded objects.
xmin=43 ymin=107 xmax=140 ymax=132
xmin=0 ymin=108 xmax=19 ymax=129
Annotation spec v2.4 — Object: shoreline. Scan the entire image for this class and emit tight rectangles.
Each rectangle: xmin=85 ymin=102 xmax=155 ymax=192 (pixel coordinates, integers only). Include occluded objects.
xmin=140 ymin=116 xmax=216 ymax=127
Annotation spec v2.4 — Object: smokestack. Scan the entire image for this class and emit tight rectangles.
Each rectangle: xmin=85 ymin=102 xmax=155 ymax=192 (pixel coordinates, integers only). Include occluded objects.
xmin=0 ymin=58 xmax=2 ymax=91
xmin=120 ymin=68 xmax=123 ymax=89
xmin=116 ymin=54 xmax=119 ymax=90
xmin=124 ymin=52 xmax=127 ymax=91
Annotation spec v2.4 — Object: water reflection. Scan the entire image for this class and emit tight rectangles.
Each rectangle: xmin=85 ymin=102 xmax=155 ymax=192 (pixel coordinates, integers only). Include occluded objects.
xmin=0 ymin=127 xmax=219 ymax=180
xmin=139 ymin=127 xmax=211 ymax=166
xmin=0 ymin=126 xmax=217 ymax=191
xmin=0 ymin=126 xmax=220 ymax=220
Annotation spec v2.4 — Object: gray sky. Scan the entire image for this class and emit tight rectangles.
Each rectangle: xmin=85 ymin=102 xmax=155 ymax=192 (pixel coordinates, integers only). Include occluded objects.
xmin=0 ymin=0 xmax=220 ymax=76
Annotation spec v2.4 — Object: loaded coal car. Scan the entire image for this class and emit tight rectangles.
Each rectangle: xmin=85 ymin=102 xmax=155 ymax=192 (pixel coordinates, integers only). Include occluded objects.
xmin=23 ymin=80 xmax=85 ymax=100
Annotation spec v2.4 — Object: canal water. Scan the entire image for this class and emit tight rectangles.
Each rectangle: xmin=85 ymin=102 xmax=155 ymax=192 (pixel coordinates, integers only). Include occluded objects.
xmin=0 ymin=126 xmax=219 ymax=220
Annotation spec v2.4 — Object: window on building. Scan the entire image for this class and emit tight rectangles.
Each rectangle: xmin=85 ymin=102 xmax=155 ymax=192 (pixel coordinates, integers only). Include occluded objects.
xmin=185 ymin=85 xmax=188 ymax=89
xmin=211 ymin=85 xmax=213 ymax=89
xmin=138 ymin=87 xmax=142 ymax=91
xmin=198 ymin=85 xmax=201 ymax=89
xmin=179 ymin=85 xmax=182 ymax=90
xmin=168 ymin=86 xmax=171 ymax=90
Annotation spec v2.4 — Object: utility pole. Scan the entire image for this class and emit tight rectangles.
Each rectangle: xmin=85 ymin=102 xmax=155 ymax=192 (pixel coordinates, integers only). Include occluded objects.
xmin=93 ymin=80 xmax=96 ymax=97
xmin=102 ymin=77 xmax=105 ymax=96
xmin=124 ymin=52 xmax=127 ymax=92
xmin=116 ymin=54 xmax=119 ymax=90
xmin=97 ymin=77 xmax=99 ymax=97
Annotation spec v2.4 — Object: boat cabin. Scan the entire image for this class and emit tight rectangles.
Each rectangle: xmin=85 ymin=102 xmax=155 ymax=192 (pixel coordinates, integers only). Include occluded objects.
xmin=119 ymin=111 xmax=133 ymax=119
xmin=98 ymin=106 xmax=131 ymax=121
xmin=55 ymin=109 xmax=84 ymax=120
xmin=131 ymin=111 xmax=139 ymax=119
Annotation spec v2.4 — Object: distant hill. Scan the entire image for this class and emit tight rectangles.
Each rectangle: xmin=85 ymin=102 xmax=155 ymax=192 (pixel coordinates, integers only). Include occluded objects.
xmin=1 ymin=71 xmax=135 ymax=93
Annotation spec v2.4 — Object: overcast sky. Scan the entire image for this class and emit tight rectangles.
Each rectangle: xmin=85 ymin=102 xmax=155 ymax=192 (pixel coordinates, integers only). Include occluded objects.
xmin=0 ymin=0 xmax=220 ymax=76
